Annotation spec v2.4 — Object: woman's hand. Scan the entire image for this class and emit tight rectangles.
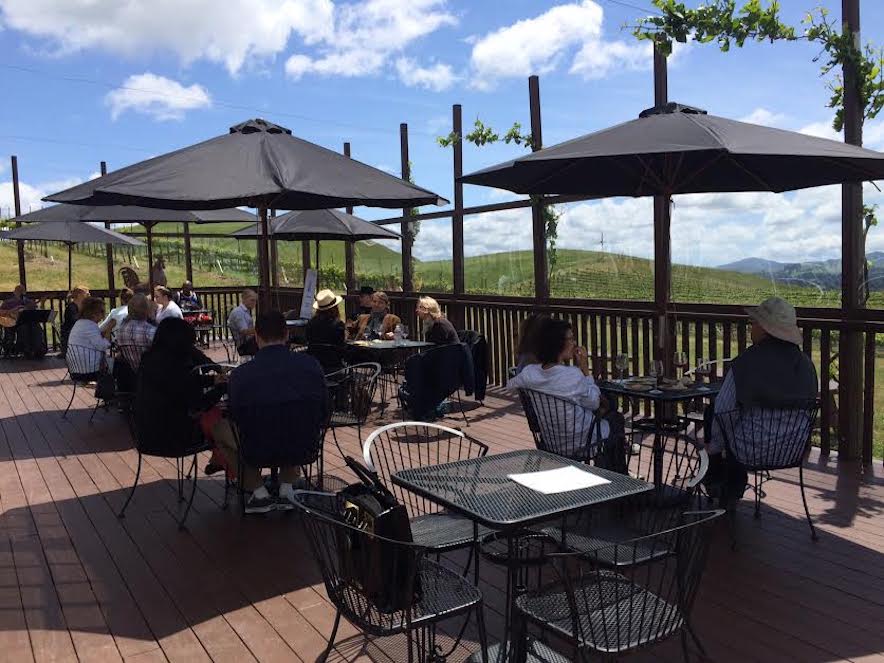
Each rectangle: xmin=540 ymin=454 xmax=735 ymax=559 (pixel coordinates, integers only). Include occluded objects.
xmin=383 ymin=331 xmax=395 ymax=340
xmin=573 ymin=346 xmax=591 ymax=375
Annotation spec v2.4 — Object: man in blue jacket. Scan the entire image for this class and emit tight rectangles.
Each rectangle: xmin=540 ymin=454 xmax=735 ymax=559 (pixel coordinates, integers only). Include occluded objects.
xmin=214 ymin=310 xmax=328 ymax=513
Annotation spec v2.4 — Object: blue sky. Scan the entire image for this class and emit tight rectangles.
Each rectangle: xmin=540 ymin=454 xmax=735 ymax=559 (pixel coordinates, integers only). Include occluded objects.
xmin=2 ymin=0 xmax=884 ymax=268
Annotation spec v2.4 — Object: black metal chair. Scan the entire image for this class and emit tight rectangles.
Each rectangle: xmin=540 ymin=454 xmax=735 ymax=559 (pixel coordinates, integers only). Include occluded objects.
xmin=325 ymin=362 xmax=381 ymax=458
xmin=513 ymin=510 xmax=723 ymax=663
xmin=117 ymin=341 xmax=150 ymax=373
xmin=294 ymin=491 xmax=488 ymax=663
xmin=63 ymin=343 xmax=109 ymax=421
xmin=230 ymin=399 xmax=330 ymax=514
xmin=117 ymin=409 xmax=213 ymax=530
xmin=363 ymin=422 xmax=490 ymax=573
xmin=715 ymin=403 xmax=820 ymax=540
xmin=517 ymin=388 xmax=605 ymax=463
xmin=306 ymin=342 xmax=348 ymax=374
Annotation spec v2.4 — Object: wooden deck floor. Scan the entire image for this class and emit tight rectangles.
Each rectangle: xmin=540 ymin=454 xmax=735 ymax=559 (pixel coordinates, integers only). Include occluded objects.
xmin=1 ymin=353 xmax=884 ymax=662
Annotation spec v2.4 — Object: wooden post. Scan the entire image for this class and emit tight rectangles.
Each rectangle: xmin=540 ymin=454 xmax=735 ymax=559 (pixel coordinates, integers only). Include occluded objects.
xmin=452 ymin=104 xmax=465 ymax=328
xmin=183 ymin=221 xmax=194 ymax=283
xmin=100 ymin=161 xmax=117 ymax=303
xmin=258 ymin=206 xmax=272 ymax=310
xmin=146 ymin=223 xmax=155 ymax=295
xmin=400 ymin=123 xmax=414 ymax=293
xmin=269 ymin=208 xmax=279 ymax=288
xmin=343 ymin=142 xmax=356 ymax=293
xmin=528 ymin=75 xmax=549 ymax=302
xmin=840 ymin=0 xmax=864 ymax=461
xmin=653 ymin=43 xmax=673 ymax=374
xmin=302 ymin=240 xmax=311 ymax=281
xmin=11 ymin=156 xmax=26 ymax=287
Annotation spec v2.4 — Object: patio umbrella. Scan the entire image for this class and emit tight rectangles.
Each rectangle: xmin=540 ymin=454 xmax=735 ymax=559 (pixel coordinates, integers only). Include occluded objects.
xmin=460 ymin=103 xmax=884 ymax=195
xmin=229 ymin=208 xmax=400 ymax=289
xmin=13 ymin=204 xmax=256 ymax=291
xmin=43 ymin=118 xmax=446 ymax=305
xmin=4 ymin=221 xmax=143 ymax=290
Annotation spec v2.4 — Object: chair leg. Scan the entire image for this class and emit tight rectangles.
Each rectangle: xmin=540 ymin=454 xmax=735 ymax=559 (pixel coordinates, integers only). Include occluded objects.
xmin=89 ymin=399 xmax=101 ymax=424
xmin=686 ymin=619 xmax=708 ymax=659
xmin=456 ymin=391 xmax=469 ymax=426
xmin=63 ymin=380 xmax=77 ymax=419
xmin=222 ymin=476 xmax=230 ymax=510
xmin=475 ymin=602 xmax=489 ymax=663
xmin=118 ymin=452 xmax=142 ymax=519
xmin=753 ymin=470 xmax=761 ymax=519
xmin=680 ymin=629 xmax=691 ymax=662
xmin=318 ymin=609 xmax=341 ymax=663
xmin=799 ymin=464 xmax=818 ymax=542
xmin=178 ymin=454 xmax=199 ymax=530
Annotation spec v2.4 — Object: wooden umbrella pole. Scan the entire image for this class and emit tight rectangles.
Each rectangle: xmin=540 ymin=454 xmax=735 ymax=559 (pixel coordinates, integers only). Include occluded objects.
xmin=146 ymin=223 xmax=155 ymax=297
xmin=67 ymin=243 xmax=73 ymax=292
xmin=315 ymin=239 xmax=320 ymax=289
xmin=258 ymin=206 xmax=272 ymax=311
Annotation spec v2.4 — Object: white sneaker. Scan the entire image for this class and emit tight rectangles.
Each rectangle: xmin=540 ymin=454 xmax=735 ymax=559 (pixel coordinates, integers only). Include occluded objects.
xmin=276 ymin=483 xmax=296 ymax=511
xmin=245 ymin=486 xmax=275 ymax=514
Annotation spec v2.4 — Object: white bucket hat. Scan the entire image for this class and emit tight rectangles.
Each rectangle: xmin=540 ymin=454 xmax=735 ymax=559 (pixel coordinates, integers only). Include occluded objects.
xmin=745 ymin=297 xmax=802 ymax=346
xmin=313 ymin=289 xmax=343 ymax=311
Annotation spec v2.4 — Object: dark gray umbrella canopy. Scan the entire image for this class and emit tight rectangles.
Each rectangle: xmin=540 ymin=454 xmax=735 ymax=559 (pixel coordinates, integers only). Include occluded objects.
xmin=461 ymin=103 xmax=884 ymax=196
xmin=4 ymin=221 xmax=143 ymax=246
xmin=230 ymin=209 xmax=400 ymax=241
xmin=44 ymin=118 xmax=447 ymax=210
xmin=14 ymin=203 xmax=256 ymax=224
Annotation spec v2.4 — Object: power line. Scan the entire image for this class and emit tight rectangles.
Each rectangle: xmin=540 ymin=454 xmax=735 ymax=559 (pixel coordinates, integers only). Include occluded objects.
xmin=601 ymin=0 xmax=663 ymax=17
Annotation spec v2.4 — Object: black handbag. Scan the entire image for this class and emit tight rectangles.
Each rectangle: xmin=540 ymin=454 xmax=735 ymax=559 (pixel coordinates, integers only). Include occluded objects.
xmin=337 ymin=456 xmax=421 ymax=613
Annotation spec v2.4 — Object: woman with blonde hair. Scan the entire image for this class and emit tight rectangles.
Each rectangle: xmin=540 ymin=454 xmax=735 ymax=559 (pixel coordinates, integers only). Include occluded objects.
xmin=415 ymin=296 xmax=458 ymax=345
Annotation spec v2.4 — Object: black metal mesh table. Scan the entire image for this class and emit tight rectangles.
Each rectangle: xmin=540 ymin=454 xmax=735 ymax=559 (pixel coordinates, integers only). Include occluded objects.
xmin=394 ymin=449 xmax=653 ymax=663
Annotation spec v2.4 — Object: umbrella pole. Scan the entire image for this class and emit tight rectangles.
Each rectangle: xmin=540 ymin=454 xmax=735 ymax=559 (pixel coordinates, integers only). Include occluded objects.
xmin=315 ymin=240 xmax=320 ymax=289
xmin=67 ymin=243 xmax=73 ymax=292
xmin=146 ymin=223 xmax=155 ymax=296
xmin=258 ymin=206 xmax=272 ymax=311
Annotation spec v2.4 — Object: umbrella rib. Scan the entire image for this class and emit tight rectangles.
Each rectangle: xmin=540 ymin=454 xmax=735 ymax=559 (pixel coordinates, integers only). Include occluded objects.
xmin=719 ymin=154 xmax=776 ymax=192
xmin=632 ymin=156 xmax=668 ymax=194
xmin=670 ymin=151 xmax=729 ymax=192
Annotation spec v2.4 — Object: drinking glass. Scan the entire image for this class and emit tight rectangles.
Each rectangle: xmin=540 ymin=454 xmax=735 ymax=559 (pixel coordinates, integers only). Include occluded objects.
xmin=614 ymin=353 xmax=629 ymax=382
xmin=649 ymin=359 xmax=664 ymax=386
xmin=401 ymin=324 xmax=409 ymax=340
xmin=695 ymin=358 xmax=709 ymax=383
xmin=673 ymin=351 xmax=688 ymax=379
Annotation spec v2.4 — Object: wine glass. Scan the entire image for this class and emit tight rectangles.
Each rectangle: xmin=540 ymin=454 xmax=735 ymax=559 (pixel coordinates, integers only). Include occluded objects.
xmin=649 ymin=359 xmax=664 ymax=386
xmin=673 ymin=351 xmax=688 ymax=380
xmin=614 ymin=353 xmax=629 ymax=382
xmin=695 ymin=357 xmax=709 ymax=384
xmin=401 ymin=324 xmax=409 ymax=341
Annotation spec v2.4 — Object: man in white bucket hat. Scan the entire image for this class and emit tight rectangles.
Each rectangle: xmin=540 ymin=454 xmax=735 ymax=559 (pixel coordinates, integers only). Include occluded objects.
xmin=703 ymin=297 xmax=818 ymax=504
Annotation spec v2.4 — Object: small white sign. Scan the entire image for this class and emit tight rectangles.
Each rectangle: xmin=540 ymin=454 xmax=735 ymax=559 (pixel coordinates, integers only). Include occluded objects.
xmin=299 ymin=268 xmax=318 ymax=319
xmin=508 ymin=465 xmax=611 ymax=495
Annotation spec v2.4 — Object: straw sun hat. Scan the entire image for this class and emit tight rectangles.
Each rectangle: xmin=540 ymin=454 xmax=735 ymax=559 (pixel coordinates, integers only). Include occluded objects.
xmin=313 ymin=289 xmax=343 ymax=311
xmin=745 ymin=297 xmax=802 ymax=345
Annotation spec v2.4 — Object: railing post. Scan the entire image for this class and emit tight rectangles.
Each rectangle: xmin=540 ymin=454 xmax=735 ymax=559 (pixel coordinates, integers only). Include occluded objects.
xmin=400 ymin=124 xmax=414 ymax=293
xmin=840 ymin=0 xmax=864 ymax=462
xmin=452 ymin=104 xmax=465 ymax=328
xmin=11 ymin=156 xmax=26 ymax=288
xmin=653 ymin=43 xmax=673 ymax=374
xmin=99 ymin=161 xmax=117 ymax=304
xmin=343 ymin=142 xmax=356 ymax=293
xmin=529 ymin=75 xmax=549 ymax=302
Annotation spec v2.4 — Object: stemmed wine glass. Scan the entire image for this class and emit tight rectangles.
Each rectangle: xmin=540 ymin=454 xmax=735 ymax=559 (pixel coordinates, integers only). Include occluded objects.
xmin=695 ymin=357 xmax=711 ymax=384
xmin=673 ymin=351 xmax=688 ymax=380
xmin=649 ymin=359 xmax=664 ymax=386
xmin=614 ymin=353 xmax=629 ymax=382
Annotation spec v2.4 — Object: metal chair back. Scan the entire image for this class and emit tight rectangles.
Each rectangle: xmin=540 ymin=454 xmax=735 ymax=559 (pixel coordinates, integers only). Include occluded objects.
xmin=715 ymin=403 xmax=819 ymax=470
xmin=118 ymin=342 xmax=151 ymax=372
xmin=363 ymin=422 xmax=488 ymax=518
xmin=517 ymin=388 xmax=602 ymax=462
xmin=517 ymin=510 xmax=723 ymax=659
xmin=65 ymin=343 xmax=106 ymax=379
xmin=325 ymin=362 xmax=381 ymax=426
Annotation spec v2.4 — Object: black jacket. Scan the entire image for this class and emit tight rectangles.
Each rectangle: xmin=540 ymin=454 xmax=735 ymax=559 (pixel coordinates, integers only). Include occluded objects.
xmin=401 ymin=343 xmax=474 ymax=418
xmin=425 ymin=317 xmax=459 ymax=345
xmin=458 ymin=329 xmax=488 ymax=402
xmin=305 ymin=317 xmax=347 ymax=372
xmin=731 ymin=337 xmax=818 ymax=408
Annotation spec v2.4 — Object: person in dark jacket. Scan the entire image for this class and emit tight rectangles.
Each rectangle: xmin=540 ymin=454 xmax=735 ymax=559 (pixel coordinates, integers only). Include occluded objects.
xmin=305 ymin=289 xmax=347 ymax=373
xmin=60 ymin=285 xmax=89 ymax=354
xmin=416 ymin=296 xmax=458 ymax=345
xmin=400 ymin=343 xmax=475 ymax=421
xmin=213 ymin=311 xmax=328 ymax=513
xmin=135 ymin=318 xmax=225 ymax=458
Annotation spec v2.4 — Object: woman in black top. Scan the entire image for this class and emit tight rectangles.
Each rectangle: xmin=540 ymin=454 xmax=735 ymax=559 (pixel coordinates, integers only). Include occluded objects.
xmin=416 ymin=296 xmax=459 ymax=345
xmin=135 ymin=318 xmax=225 ymax=456
xmin=305 ymin=289 xmax=347 ymax=373
xmin=60 ymin=286 xmax=90 ymax=353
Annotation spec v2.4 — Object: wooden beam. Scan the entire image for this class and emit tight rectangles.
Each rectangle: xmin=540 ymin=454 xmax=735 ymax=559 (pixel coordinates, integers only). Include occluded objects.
xmin=452 ymin=104 xmax=465 ymax=295
xmin=400 ymin=123 xmax=414 ymax=293
xmin=839 ymin=0 xmax=864 ymax=461
xmin=100 ymin=161 xmax=116 ymax=304
xmin=343 ymin=142 xmax=356 ymax=293
xmin=653 ymin=42 xmax=672 ymax=372
xmin=11 ymin=156 xmax=26 ymax=288
xmin=528 ymin=75 xmax=549 ymax=302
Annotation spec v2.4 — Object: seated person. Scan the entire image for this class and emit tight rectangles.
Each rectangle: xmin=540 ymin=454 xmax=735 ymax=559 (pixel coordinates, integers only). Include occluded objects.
xmin=415 ymin=296 xmax=458 ymax=345
xmin=100 ymin=288 xmax=134 ymax=340
xmin=513 ymin=313 xmax=548 ymax=375
xmin=348 ymin=285 xmax=375 ymax=322
xmin=135 ymin=318 xmax=226 ymax=462
xmin=703 ymin=297 xmax=818 ymax=502
xmin=349 ymin=291 xmax=401 ymax=340
xmin=67 ymin=296 xmax=113 ymax=375
xmin=60 ymin=285 xmax=90 ymax=354
xmin=227 ymin=289 xmax=258 ymax=356
xmin=176 ymin=281 xmax=201 ymax=310
xmin=306 ymin=289 xmax=347 ymax=373
xmin=1 ymin=284 xmax=43 ymax=358
xmin=115 ymin=294 xmax=157 ymax=391
xmin=213 ymin=311 xmax=327 ymax=513
xmin=154 ymin=286 xmax=183 ymax=323
xmin=506 ymin=318 xmax=626 ymax=471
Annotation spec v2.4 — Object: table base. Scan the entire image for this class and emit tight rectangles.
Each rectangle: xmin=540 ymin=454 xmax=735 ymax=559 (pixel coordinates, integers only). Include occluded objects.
xmin=469 ymin=639 xmax=569 ymax=663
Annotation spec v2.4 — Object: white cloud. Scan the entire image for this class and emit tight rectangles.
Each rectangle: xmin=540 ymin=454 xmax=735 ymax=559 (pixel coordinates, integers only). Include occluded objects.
xmin=394 ymin=57 xmax=457 ymax=92
xmin=105 ymin=73 xmax=211 ymax=121
xmin=0 ymin=175 xmax=86 ymax=218
xmin=0 ymin=0 xmax=335 ymax=75
xmin=285 ymin=0 xmax=456 ymax=81
xmin=468 ymin=0 xmax=658 ymax=90
xmin=739 ymin=108 xmax=788 ymax=127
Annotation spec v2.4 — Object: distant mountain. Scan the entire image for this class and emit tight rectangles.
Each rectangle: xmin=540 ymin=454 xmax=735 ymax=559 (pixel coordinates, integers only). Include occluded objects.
xmin=717 ymin=257 xmax=788 ymax=274
xmin=717 ymin=252 xmax=884 ymax=292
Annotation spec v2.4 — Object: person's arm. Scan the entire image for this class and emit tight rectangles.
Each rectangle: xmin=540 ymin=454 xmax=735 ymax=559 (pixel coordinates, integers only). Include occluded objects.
xmin=89 ymin=323 xmax=111 ymax=351
xmin=577 ymin=371 xmax=602 ymax=412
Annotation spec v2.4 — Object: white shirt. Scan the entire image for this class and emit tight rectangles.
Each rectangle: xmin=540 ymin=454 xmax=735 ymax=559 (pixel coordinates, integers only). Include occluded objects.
xmin=67 ymin=319 xmax=111 ymax=373
xmin=100 ymin=304 xmax=129 ymax=338
xmin=156 ymin=300 xmax=183 ymax=323
xmin=507 ymin=363 xmax=610 ymax=446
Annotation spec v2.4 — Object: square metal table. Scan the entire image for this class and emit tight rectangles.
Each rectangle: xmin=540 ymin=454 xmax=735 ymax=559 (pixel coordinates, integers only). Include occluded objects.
xmin=393 ymin=449 xmax=653 ymax=662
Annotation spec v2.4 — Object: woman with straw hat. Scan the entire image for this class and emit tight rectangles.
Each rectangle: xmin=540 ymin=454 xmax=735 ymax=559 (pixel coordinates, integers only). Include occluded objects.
xmin=305 ymin=289 xmax=346 ymax=373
